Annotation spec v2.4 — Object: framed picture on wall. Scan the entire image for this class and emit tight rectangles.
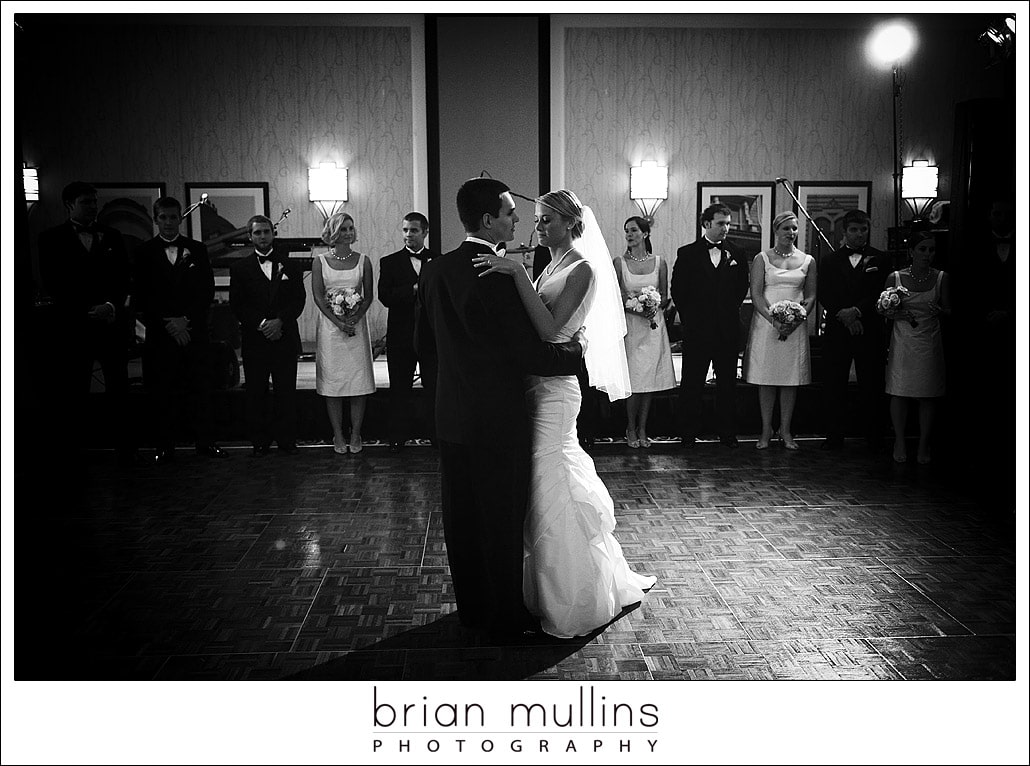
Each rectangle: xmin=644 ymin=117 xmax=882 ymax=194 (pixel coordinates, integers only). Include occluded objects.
xmin=91 ymin=182 xmax=167 ymax=253
xmin=184 ymin=182 xmax=270 ymax=259
xmin=696 ymin=182 xmax=775 ymax=262
xmin=793 ymin=181 xmax=872 ymax=257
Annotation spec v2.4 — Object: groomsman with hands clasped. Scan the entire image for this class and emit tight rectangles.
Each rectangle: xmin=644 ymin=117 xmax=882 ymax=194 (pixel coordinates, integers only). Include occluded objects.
xmin=133 ymin=196 xmax=227 ymax=464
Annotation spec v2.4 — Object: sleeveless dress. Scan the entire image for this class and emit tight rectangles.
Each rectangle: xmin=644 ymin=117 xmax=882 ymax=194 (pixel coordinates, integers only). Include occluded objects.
xmin=315 ymin=254 xmax=375 ymax=397
xmin=523 ymin=259 xmax=657 ymax=638
xmin=745 ymin=250 xmax=813 ymax=386
xmin=618 ymin=256 xmax=676 ymax=394
xmin=885 ymin=270 xmax=945 ymax=398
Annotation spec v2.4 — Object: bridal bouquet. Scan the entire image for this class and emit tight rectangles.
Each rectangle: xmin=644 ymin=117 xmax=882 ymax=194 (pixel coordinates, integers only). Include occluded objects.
xmin=876 ymin=286 xmax=918 ymax=327
xmin=769 ymin=300 xmax=807 ymax=341
xmin=625 ymin=285 xmax=662 ymax=329
xmin=326 ymin=286 xmax=362 ymax=319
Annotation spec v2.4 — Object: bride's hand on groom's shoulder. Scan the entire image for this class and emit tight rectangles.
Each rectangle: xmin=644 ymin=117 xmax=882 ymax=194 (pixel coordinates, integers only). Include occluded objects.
xmin=472 ymin=254 xmax=521 ymax=278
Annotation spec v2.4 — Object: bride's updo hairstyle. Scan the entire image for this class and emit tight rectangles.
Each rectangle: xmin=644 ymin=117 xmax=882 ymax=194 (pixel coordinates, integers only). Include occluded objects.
xmin=536 ymin=189 xmax=585 ymax=240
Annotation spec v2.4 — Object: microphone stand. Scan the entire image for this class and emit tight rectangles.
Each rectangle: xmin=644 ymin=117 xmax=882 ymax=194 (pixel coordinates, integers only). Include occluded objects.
xmin=775 ymin=178 xmax=835 ymax=253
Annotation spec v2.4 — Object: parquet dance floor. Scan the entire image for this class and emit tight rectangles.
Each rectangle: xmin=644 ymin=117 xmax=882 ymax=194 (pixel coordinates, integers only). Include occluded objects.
xmin=19 ymin=439 xmax=1015 ymax=681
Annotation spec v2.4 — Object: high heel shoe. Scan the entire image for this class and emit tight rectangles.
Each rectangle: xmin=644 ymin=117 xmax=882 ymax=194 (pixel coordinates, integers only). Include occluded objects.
xmin=781 ymin=434 xmax=799 ymax=451
xmin=893 ymin=443 xmax=907 ymax=463
xmin=333 ymin=436 xmax=348 ymax=455
xmin=350 ymin=434 xmax=364 ymax=454
xmin=756 ymin=434 xmax=772 ymax=450
xmin=639 ymin=432 xmax=652 ymax=448
xmin=916 ymin=451 xmax=931 ymax=465
xmin=626 ymin=428 xmax=640 ymax=449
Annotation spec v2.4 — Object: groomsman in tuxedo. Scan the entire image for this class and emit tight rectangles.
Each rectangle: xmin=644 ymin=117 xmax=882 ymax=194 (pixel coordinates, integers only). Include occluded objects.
xmin=229 ymin=215 xmax=306 ymax=456
xmin=671 ymin=204 xmax=750 ymax=448
xmin=818 ymin=209 xmax=889 ymax=450
xmin=133 ymin=196 xmax=227 ymax=464
xmin=416 ymin=178 xmax=584 ymax=636
xmin=38 ymin=181 xmax=137 ymax=467
xmin=378 ymin=212 xmax=439 ymax=451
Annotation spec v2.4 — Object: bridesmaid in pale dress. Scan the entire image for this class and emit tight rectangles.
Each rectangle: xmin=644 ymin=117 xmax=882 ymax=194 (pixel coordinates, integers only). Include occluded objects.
xmin=614 ymin=216 xmax=676 ymax=448
xmin=311 ymin=212 xmax=375 ymax=454
xmin=884 ymin=230 xmax=950 ymax=464
xmin=744 ymin=211 xmax=817 ymax=450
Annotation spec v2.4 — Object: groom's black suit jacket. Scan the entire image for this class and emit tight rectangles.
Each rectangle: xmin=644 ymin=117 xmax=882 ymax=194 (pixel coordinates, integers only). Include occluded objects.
xmin=417 ymin=240 xmax=582 ymax=446
xmin=417 ymin=238 xmax=583 ymax=632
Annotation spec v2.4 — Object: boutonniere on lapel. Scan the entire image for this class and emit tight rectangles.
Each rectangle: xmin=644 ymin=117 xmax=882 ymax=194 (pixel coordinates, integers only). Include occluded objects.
xmin=179 ymin=248 xmax=194 ymax=268
xmin=728 ymin=258 xmax=739 ymax=267
xmin=861 ymin=255 xmax=878 ymax=273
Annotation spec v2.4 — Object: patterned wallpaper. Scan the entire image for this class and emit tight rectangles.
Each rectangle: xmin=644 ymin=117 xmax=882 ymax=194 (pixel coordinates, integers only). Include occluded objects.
xmin=22 ymin=22 xmax=414 ymax=341
xmin=562 ymin=24 xmax=1003 ymax=264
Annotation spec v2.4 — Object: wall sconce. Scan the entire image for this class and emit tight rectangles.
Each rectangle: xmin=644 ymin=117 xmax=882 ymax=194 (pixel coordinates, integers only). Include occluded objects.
xmin=629 ymin=161 xmax=668 ymax=223
xmin=902 ymin=159 xmax=938 ymax=220
xmin=980 ymin=15 xmax=1015 ymax=66
xmin=23 ymin=164 xmax=39 ymax=210
xmin=308 ymin=161 xmax=348 ymax=220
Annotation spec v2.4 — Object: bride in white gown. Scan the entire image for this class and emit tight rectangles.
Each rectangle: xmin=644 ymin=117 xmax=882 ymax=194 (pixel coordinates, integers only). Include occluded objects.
xmin=473 ymin=190 xmax=656 ymax=638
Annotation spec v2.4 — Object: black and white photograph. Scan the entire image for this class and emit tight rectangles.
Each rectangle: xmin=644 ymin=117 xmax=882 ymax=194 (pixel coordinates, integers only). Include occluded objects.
xmin=6 ymin=5 xmax=1025 ymax=765
xmin=794 ymin=180 xmax=873 ymax=256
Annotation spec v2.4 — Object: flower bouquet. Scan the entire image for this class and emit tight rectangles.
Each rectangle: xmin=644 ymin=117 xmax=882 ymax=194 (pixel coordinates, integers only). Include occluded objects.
xmin=876 ymin=286 xmax=918 ymax=327
xmin=326 ymin=286 xmax=363 ymax=319
xmin=769 ymin=300 xmax=807 ymax=341
xmin=625 ymin=285 xmax=662 ymax=329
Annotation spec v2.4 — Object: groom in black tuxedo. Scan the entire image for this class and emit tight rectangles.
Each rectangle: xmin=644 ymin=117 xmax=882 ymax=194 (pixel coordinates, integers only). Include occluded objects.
xmin=378 ymin=212 xmax=439 ymax=450
xmin=671 ymin=203 xmax=750 ymax=448
xmin=133 ymin=196 xmax=227 ymax=463
xmin=818 ymin=209 xmax=889 ymax=450
xmin=229 ymin=215 xmax=306 ymax=456
xmin=416 ymin=178 xmax=585 ymax=637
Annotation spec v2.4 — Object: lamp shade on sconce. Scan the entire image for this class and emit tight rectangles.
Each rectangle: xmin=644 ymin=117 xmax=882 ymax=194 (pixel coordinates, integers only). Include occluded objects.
xmin=630 ymin=161 xmax=668 ymax=221
xmin=308 ymin=162 xmax=348 ymax=203
xmin=902 ymin=160 xmax=938 ymax=200
xmin=23 ymin=165 xmax=39 ymax=203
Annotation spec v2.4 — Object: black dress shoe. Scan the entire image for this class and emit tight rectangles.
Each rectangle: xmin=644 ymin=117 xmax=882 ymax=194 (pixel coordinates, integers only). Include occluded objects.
xmin=820 ymin=438 xmax=844 ymax=451
xmin=252 ymin=445 xmax=271 ymax=457
xmin=720 ymin=437 xmax=739 ymax=449
xmin=153 ymin=448 xmax=176 ymax=465
xmin=196 ymin=444 xmax=228 ymax=458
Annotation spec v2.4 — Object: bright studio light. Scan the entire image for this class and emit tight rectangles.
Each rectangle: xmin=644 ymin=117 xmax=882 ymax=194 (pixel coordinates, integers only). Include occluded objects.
xmin=866 ymin=21 xmax=917 ymax=68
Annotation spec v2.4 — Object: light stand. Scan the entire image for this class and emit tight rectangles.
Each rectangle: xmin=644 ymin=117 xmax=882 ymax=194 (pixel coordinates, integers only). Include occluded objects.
xmin=892 ymin=65 xmax=902 ymax=232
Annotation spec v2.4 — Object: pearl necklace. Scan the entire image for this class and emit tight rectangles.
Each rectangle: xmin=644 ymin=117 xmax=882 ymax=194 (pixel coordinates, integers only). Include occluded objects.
xmin=772 ymin=245 xmax=795 ymax=257
xmin=904 ymin=267 xmax=933 ymax=285
xmin=545 ymin=247 xmax=576 ymax=276
xmin=329 ymin=247 xmax=354 ymax=262
xmin=625 ymin=250 xmax=652 ymax=262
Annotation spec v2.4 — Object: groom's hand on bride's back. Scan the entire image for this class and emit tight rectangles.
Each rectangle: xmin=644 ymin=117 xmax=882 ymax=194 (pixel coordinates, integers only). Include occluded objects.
xmin=571 ymin=326 xmax=587 ymax=355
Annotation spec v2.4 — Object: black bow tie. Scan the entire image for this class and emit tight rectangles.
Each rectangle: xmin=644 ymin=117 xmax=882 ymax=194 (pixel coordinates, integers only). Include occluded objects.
xmin=844 ymin=246 xmax=865 ymax=257
xmin=707 ymin=241 xmax=723 ymax=252
xmin=256 ymin=250 xmax=275 ymax=262
xmin=408 ymin=249 xmax=427 ymax=262
xmin=993 ymin=237 xmax=1013 ymax=245
xmin=71 ymin=221 xmax=96 ymax=234
xmin=160 ymin=238 xmax=180 ymax=248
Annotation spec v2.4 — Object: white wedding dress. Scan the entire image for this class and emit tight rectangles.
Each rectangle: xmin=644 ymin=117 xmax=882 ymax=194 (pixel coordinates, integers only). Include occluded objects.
xmin=523 ymin=259 xmax=657 ymax=638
